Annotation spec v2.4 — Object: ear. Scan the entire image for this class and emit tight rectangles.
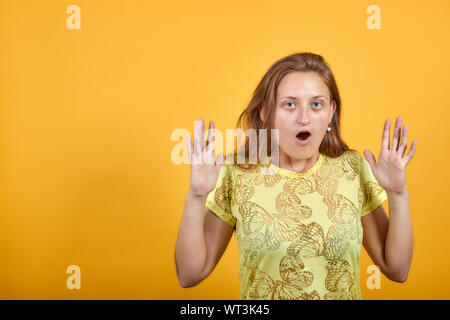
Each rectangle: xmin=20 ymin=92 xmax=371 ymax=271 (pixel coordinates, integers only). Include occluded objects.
xmin=329 ymin=100 xmax=337 ymax=122
xmin=259 ymin=103 xmax=266 ymax=123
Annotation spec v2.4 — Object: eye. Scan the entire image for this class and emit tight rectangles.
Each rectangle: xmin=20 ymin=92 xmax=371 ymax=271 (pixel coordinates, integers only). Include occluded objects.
xmin=284 ymin=102 xmax=295 ymax=109
xmin=312 ymin=102 xmax=323 ymax=109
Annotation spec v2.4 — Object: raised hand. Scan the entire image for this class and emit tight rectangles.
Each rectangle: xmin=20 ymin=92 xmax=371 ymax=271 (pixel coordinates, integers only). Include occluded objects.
xmin=186 ymin=117 xmax=224 ymax=199
xmin=363 ymin=116 xmax=418 ymax=195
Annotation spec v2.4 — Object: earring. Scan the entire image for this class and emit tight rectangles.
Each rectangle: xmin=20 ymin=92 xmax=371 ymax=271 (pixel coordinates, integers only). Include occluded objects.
xmin=327 ymin=126 xmax=331 ymax=132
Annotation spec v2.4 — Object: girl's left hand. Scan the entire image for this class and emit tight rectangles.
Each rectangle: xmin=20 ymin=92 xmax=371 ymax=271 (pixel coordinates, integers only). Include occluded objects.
xmin=363 ymin=116 xmax=418 ymax=195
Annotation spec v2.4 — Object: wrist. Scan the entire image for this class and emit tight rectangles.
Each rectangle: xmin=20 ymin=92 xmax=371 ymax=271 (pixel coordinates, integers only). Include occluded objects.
xmin=186 ymin=188 xmax=208 ymax=204
xmin=387 ymin=187 xmax=409 ymax=199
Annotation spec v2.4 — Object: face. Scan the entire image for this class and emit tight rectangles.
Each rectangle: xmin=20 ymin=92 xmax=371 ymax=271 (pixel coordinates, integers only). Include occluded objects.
xmin=262 ymin=71 xmax=336 ymax=161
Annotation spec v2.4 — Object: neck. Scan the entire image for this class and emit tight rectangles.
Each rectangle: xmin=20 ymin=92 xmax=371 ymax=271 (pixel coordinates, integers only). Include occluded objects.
xmin=278 ymin=151 xmax=320 ymax=173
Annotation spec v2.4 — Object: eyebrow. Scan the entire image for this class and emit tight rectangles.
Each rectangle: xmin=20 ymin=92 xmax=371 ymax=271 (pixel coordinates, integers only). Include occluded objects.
xmin=278 ymin=95 xmax=327 ymax=101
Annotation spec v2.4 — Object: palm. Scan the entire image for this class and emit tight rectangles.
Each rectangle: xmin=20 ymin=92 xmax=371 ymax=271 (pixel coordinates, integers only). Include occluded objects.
xmin=190 ymin=160 xmax=221 ymax=197
xmin=364 ymin=117 xmax=417 ymax=195
xmin=187 ymin=117 xmax=224 ymax=198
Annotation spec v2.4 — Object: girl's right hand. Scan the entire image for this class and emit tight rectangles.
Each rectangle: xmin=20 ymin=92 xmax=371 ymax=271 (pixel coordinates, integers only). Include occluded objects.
xmin=186 ymin=117 xmax=224 ymax=199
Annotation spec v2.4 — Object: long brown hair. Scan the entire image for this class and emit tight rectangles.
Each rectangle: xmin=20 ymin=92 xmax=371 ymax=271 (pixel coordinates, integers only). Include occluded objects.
xmin=226 ymin=52 xmax=352 ymax=167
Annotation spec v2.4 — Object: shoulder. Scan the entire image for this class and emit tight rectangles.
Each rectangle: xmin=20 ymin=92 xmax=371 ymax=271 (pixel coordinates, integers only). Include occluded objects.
xmin=322 ymin=149 xmax=363 ymax=167
xmin=223 ymin=154 xmax=267 ymax=175
xmin=321 ymin=149 xmax=363 ymax=181
xmin=340 ymin=149 xmax=362 ymax=162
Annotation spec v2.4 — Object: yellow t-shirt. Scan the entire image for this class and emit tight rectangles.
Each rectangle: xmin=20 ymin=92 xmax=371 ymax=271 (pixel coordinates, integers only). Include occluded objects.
xmin=205 ymin=150 xmax=387 ymax=300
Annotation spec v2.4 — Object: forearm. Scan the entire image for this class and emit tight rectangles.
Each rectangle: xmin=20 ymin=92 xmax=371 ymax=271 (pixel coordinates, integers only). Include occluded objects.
xmin=385 ymin=189 xmax=414 ymax=281
xmin=175 ymin=189 xmax=208 ymax=286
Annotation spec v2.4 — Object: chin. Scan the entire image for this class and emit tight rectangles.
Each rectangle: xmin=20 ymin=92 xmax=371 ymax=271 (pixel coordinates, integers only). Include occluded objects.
xmin=280 ymin=142 xmax=317 ymax=160
xmin=289 ymin=148 xmax=312 ymax=160
xmin=294 ymin=146 xmax=318 ymax=159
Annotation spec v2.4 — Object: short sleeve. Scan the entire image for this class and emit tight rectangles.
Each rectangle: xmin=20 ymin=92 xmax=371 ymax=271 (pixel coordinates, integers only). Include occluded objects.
xmin=205 ymin=163 xmax=236 ymax=228
xmin=358 ymin=153 xmax=388 ymax=217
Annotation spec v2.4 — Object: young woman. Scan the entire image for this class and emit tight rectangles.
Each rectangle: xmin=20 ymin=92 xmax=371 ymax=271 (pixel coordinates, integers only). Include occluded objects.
xmin=175 ymin=52 xmax=417 ymax=300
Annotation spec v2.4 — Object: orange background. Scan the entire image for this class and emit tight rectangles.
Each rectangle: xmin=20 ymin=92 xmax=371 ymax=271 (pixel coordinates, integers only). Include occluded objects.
xmin=0 ymin=0 xmax=448 ymax=299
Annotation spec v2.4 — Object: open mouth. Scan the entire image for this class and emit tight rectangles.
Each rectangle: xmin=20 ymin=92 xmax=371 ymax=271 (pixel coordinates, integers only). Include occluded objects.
xmin=296 ymin=131 xmax=311 ymax=144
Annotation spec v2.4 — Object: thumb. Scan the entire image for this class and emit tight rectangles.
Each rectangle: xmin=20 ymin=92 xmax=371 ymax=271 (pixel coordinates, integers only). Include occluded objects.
xmin=363 ymin=150 xmax=377 ymax=172
xmin=215 ymin=153 xmax=224 ymax=171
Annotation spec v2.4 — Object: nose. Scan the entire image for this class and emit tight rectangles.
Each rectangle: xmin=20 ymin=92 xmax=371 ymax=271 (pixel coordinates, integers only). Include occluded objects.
xmin=296 ymin=106 xmax=311 ymax=125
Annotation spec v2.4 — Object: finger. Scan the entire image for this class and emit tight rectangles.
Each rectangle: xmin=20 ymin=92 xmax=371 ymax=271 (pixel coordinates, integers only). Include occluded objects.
xmin=186 ymin=135 xmax=192 ymax=164
xmin=215 ymin=153 xmax=224 ymax=171
xmin=397 ymin=125 xmax=408 ymax=157
xmin=381 ymin=119 xmax=390 ymax=151
xmin=193 ymin=118 xmax=203 ymax=164
xmin=200 ymin=117 xmax=205 ymax=149
xmin=364 ymin=150 xmax=377 ymax=173
xmin=390 ymin=116 xmax=402 ymax=151
xmin=404 ymin=140 xmax=418 ymax=165
xmin=205 ymin=121 xmax=214 ymax=150
xmin=204 ymin=121 xmax=216 ymax=164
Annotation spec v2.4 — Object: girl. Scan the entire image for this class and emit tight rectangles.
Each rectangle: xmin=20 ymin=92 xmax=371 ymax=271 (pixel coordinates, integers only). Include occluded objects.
xmin=175 ymin=52 xmax=417 ymax=300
